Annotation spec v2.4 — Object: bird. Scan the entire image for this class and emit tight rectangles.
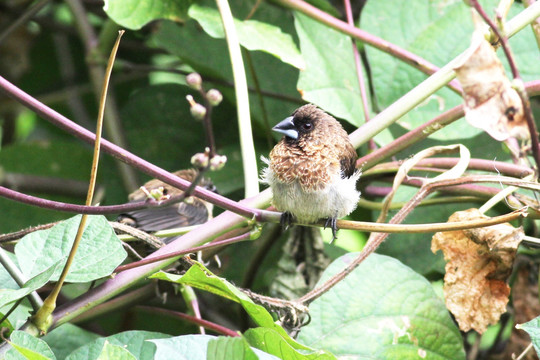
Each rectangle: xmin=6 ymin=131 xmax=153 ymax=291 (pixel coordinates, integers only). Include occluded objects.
xmin=262 ymin=104 xmax=361 ymax=241
xmin=118 ymin=169 xmax=216 ymax=246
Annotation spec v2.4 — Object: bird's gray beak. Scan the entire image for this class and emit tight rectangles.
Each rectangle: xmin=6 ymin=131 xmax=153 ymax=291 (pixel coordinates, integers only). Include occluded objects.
xmin=272 ymin=116 xmax=298 ymax=140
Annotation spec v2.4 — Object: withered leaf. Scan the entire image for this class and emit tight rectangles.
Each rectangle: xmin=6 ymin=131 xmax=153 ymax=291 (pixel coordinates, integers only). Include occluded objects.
xmin=432 ymin=208 xmax=523 ymax=333
xmin=454 ymin=33 xmax=527 ymax=141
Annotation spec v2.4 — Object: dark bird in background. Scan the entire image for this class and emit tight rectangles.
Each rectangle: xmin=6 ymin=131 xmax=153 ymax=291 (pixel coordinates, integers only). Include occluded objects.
xmin=118 ymin=169 xmax=215 ymax=245
xmin=262 ymin=104 xmax=361 ymax=240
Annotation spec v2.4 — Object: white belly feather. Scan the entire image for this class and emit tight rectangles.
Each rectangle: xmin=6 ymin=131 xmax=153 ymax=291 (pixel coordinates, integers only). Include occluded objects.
xmin=262 ymin=164 xmax=361 ymax=223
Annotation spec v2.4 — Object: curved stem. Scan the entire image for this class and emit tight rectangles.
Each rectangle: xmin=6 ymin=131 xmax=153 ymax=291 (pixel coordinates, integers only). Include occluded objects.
xmin=0 ymin=75 xmax=263 ymax=219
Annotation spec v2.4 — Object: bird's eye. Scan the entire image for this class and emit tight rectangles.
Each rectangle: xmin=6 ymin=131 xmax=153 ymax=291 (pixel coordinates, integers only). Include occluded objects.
xmin=302 ymin=122 xmax=312 ymax=130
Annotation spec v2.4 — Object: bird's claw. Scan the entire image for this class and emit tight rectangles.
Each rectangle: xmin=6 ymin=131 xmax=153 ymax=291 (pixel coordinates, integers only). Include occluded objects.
xmin=280 ymin=212 xmax=294 ymax=231
xmin=324 ymin=217 xmax=338 ymax=243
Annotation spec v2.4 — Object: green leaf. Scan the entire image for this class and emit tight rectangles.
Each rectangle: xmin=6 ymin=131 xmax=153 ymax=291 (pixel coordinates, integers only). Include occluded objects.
xmin=6 ymin=331 xmax=56 ymax=360
xmin=150 ymin=263 xmax=307 ymax=351
xmin=103 ymin=0 xmax=194 ymax=30
xmin=244 ymin=328 xmax=336 ymax=360
xmin=297 ymin=253 xmax=465 ymax=360
xmin=65 ymin=331 xmax=170 ymax=360
xmin=96 ymin=341 xmax=137 ymax=360
xmin=15 ymin=215 xmax=127 ymax=283
xmin=295 ymin=12 xmax=367 ymax=127
xmin=43 ymin=324 xmax=100 ymax=360
xmin=0 ymin=260 xmax=61 ymax=309
xmin=188 ymin=4 xmax=304 ymax=70
xmin=516 ymin=317 xmax=540 ymax=356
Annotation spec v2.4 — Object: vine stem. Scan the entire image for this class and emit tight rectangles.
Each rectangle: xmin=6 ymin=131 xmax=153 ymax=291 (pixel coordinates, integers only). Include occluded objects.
xmin=0 ymin=75 xmax=261 ymax=219
xmin=215 ymin=0 xmax=259 ymax=197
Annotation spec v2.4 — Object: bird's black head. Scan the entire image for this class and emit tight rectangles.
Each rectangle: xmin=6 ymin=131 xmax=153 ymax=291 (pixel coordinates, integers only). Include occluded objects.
xmin=272 ymin=104 xmax=326 ymax=141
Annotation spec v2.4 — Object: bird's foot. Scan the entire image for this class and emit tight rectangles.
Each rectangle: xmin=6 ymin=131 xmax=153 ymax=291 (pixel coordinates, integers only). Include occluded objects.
xmin=324 ymin=217 xmax=338 ymax=243
xmin=280 ymin=212 xmax=295 ymax=231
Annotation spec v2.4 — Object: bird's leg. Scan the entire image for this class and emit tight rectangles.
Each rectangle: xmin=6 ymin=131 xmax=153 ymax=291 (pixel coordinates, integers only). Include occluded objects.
xmin=324 ymin=217 xmax=338 ymax=243
xmin=280 ymin=211 xmax=295 ymax=231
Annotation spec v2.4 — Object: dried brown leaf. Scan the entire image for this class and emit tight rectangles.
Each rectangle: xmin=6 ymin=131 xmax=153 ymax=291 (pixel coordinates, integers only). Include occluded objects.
xmin=454 ymin=34 xmax=528 ymax=141
xmin=432 ymin=208 xmax=523 ymax=333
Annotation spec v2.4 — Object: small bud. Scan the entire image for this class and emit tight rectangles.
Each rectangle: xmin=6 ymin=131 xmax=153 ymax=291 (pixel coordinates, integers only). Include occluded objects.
xmin=191 ymin=152 xmax=209 ymax=168
xmin=206 ymin=89 xmax=223 ymax=106
xmin=209 ymin=154 xmax=227 ymax=171
xmin=186 ymin=73 xmax=202 ymax=90
xmin=190 ymin=103 xmax=207 ymax=120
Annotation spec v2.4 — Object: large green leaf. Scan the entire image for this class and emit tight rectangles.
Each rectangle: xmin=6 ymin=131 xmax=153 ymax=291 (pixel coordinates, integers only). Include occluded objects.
xmin=297 ymin=253 xmax=465 ymax=359
xmin=295 ymin=12 xmax=367 ymax=127
xmin=15 ymin=215 xmax=127 ymax=283
xmin=103 ymin=0 xmax=194 ymax=30
xmin=189 ymin=4 xmax=304 ymax=70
